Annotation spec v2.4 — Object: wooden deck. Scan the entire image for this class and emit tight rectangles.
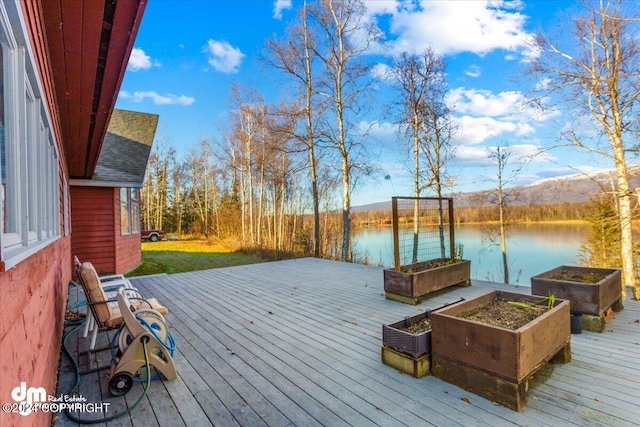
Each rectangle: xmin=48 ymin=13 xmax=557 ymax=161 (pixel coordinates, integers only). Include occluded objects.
xmin=55 ymin=258 xmax=640 ymax=426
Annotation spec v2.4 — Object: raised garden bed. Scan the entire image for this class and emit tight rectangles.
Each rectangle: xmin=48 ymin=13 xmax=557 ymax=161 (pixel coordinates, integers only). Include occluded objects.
xmin=430 ymin=290 xmax=571 ymax=411
xmin=384 ymin=259 xmax=471 ymax=305
xmin=531 ymin=265 xmax=623 ymax=332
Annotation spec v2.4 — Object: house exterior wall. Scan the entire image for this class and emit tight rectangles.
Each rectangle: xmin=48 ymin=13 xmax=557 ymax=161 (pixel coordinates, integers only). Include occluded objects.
xmin=0 ymin=227 xmax=71 ymax=427
xmin=0 ymin=2 xmax=72 ymax=427
xmin=70 ymin=186 xmax=116 ymax=274
xmin=71 ymin=186 xmax=142 ymax=275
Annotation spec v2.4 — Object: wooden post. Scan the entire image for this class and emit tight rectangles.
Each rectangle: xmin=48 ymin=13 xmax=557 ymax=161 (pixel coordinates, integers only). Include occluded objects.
xmin=448 ymin=198 xmax=455 ymax=260
xmin=392 ymin=197 xmax=400 ymax=271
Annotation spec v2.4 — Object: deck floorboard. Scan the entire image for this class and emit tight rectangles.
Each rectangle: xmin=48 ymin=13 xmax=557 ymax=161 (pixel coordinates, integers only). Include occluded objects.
xmin=55 ymin=258 xmax=640 ymax=426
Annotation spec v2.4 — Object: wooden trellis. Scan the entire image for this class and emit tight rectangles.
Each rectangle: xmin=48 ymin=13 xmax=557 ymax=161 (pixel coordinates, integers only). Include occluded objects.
xmin=391 ymin=196 xmax=456 ymax=271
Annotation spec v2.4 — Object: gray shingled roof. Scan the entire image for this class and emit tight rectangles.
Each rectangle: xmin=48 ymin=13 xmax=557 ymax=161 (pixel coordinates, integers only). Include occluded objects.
xmin=93 ymin=109 xmax=159 ymax=184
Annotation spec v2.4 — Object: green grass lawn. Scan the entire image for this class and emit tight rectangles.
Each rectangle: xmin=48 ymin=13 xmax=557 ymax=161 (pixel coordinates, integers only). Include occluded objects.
xmin=126 ymin=240 xmax=262 ymax=277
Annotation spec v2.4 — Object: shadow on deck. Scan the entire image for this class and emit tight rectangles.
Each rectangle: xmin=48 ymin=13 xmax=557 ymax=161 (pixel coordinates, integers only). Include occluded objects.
xmin=55 ymin=258 xmax=640 ymax=426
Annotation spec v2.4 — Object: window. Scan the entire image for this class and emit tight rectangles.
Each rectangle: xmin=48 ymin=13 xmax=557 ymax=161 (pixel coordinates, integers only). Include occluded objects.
xmin=120 ymin=188 xmax=140 ymax=235
xmin=0 ymin=3 xmax=61 ymax=269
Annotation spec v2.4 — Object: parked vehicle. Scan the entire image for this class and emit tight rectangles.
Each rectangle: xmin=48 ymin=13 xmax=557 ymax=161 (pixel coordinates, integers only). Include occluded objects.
xmin=141 ymin=230 xmax=165 ymax=242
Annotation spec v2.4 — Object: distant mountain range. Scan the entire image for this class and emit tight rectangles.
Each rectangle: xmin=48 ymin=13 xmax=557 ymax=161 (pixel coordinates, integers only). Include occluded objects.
xmin=353 ymin=166 xmax=640 ymax=212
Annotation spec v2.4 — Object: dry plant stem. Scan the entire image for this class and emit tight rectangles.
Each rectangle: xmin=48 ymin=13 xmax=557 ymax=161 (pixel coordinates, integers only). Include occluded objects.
xmin=551 ymin=271 xmax=606 ymax=284
xmin=397 ymin=318 xmax=431 ymax=334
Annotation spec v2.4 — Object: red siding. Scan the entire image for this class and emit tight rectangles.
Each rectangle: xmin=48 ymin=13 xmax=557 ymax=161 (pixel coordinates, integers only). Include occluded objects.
xmin=71 ymin=187 xmax=142 ymax=275
xmin=0 ymin=237 xmax=72 ymax=427
xmin=70 ymin=187 xmax=116 ymax=274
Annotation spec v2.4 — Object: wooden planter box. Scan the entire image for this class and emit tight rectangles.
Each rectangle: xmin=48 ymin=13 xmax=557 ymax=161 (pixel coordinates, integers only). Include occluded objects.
xmin=384 ymin=259 xmax=471 ymax=305
xmin=431 ymin=290 xmax=571 ymax=411
xmin=531 ymin=265 xmax=622 ymax=317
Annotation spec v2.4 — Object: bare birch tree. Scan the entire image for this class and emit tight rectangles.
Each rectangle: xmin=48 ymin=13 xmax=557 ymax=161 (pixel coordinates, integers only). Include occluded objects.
xmin=184 ymin=139 xmax=216 ymax=236
xmin=308 ymin=0 xmax=380 ymax=261
xmin=388 ymin=48 xmax=454 ymax=262
xmin=528 ymin=0 xmax=640 ymax=298
xmin=489 ymin=145 xmax=516 ymax=284
xmin=265 ymin=1 xmax=324 ymax=257
xmin=141 ymin=137 xmax=174 ymax=231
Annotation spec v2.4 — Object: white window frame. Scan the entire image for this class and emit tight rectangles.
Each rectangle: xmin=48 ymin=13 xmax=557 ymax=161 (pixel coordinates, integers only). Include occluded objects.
xmin=63 ymin=175 xmax=70 ymax=236
xmin=0 ymin=2 xmax=61 ymax=270
xmin=120 ymin=188 xmax=141 ymax=236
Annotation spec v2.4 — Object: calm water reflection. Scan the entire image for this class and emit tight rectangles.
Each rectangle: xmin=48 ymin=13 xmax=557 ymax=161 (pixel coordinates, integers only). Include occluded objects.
xmin=352 ymin=223 xmax=587 ymax=285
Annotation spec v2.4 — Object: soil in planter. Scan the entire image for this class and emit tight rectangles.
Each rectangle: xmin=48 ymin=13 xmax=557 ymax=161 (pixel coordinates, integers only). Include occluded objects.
xmin=550 ymin=271 xmax=607 ymax=284
xmin=402 ymin=258 xmax=460 ymax=274
xmin=458 ymin=298 xmax=550 ymax=330
xmin=397 ymin=318 xmax=431 ymax=334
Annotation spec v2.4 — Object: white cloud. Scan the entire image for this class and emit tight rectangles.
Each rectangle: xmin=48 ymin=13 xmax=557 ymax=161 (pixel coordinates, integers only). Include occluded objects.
xmin=371 ymin=63 xmax=392 ymax=81
xmin=449 ymin=88 xmax=524 ymax=117
xmin=365 ymin=0 xmax=538 ymax=60
xmin=455 ymin=144 xmax=492 ymax=162
xmin=273 ymin=0 xmax=292 ymax=20
xmin=119 ymin=90 xmax=195 ymax=106
xmin=498 ymin=143 xmax=552 ymax=161
xmin=445 ymin=87 xmax=561 ymax=146
xmin=464 ymin=65 xmax=481 ymax=78
xmin=454 ymin=115 xmax=523 ymax=144
xmin=359 ymin=120 xmax=399 ymax=141
xmin=535 ymin=78 xmax=552 ymax=91
xmin=449 ymin=87 xmax=558 ymax=126
xmin=365 ymin=0 xmax=401 ymax=16
xmin=127 ymin=47 xmax=159 ymax=71
xmin=456 ymin=143 xmax=552 ymax=165
xmin=204 ymin=39 xmax=245 ymax=74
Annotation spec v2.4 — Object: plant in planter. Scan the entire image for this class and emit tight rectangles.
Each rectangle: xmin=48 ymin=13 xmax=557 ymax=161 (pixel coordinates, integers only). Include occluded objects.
xmin=430 ymin=290 xmax=571 ymax=411
xmin=531 ymin=265 xmax=623 ymax=332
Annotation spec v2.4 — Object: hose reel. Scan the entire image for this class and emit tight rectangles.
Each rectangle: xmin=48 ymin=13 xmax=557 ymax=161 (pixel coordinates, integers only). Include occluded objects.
xmin=108 ymin=290 xmax=177 ymax=396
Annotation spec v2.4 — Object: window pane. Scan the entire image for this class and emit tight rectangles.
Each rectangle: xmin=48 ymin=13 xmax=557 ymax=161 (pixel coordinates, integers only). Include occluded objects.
xmin=131 ymin=202 xmax=140 ymax=234
xmin=120 ymin=188 xmax=130 ymax=235
xmin=130 ymin=188 xmax=139 ymax=234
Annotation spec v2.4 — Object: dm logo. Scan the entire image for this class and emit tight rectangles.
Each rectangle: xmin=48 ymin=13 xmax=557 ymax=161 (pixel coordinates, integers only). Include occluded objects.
xmin=11 ymin=382 xmax=46 ymax=416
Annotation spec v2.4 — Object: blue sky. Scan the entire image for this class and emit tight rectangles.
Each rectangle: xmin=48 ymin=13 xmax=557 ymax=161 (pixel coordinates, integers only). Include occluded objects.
xmin=115 ymin=0 xmax=619 ymax=206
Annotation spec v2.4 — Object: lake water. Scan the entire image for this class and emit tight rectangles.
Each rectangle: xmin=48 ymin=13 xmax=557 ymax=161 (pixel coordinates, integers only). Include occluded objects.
xmin=352 ymin=223 xmax=588 ymax=286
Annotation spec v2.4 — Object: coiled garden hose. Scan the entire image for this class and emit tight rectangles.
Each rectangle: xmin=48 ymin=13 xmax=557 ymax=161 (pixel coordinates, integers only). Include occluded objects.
xmin=62 ymin=314 xmax=152 ymax=424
